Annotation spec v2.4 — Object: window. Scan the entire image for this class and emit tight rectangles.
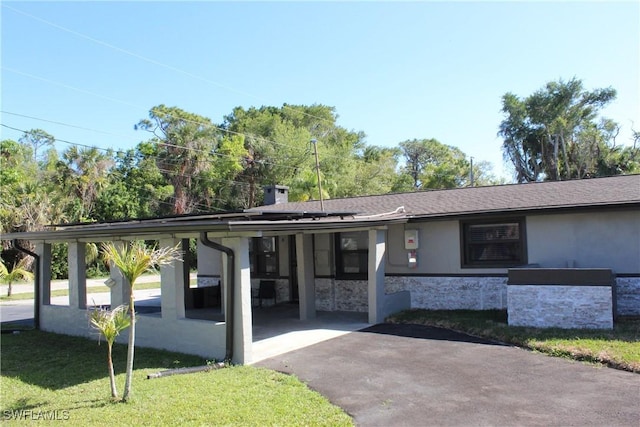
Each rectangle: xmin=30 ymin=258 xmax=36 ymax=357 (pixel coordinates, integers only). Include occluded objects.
xmin=461 ymin=218 xmax=526 ymax=268
xmin=335 ymin=231 xmax=368 ymax=279
xmin=250 ymin=237 xmax=278 ymax=277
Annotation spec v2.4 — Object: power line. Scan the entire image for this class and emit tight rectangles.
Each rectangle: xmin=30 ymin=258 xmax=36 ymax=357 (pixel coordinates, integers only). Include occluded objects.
xmin=1 ymin=126 xmax=248 ymax=214
xmin=2 ymin=3 xmax=343 ymax=130
xmin=1 ymin=111 xmax=130 ymax=138
xmin=2 ymin=67 xmax=143 ymax=110
xmin=0 ymin=123 xmax=306 ymax=190
xmin=1 ymin=110 xmax=358 ymax=167
xmin=0 ymin=122 xmax=311 ymax=174
xmin=1 ymin=70 xmax=350 ymax=158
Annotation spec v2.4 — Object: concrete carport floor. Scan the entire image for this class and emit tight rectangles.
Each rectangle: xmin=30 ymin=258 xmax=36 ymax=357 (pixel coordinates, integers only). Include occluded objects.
xmin=256 ymin=323 xmax=640 ymax=426
xmin=249 ymin=304 xmax=370 ymax=363
xmin=182 ymin=301 xmax=371 ymax=363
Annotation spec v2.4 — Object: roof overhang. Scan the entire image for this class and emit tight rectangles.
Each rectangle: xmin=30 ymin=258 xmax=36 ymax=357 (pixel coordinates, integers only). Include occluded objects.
xmin=1 ymin=214 xmax=408 ymax=243
xmin=406 ymin=201 xmax=640 ymax=221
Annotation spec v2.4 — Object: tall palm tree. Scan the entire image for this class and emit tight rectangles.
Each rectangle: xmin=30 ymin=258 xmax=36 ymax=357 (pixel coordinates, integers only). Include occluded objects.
xmin=101 ymin=241 xmax=182 ymax=402
xmin=61 ymin=146 xmax=114 ymax=220
xmin=89 ymin=304 xmax=131 ymax=398
xmin=0 ymin=257 xmax=34 ymax=297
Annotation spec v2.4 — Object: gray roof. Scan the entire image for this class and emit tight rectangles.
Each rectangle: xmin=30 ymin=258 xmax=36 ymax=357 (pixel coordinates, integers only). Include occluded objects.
xmin=2 ymin=175 xmax=638 ymax=243
xmin=250 ymin=174 xmax=640 ymax=219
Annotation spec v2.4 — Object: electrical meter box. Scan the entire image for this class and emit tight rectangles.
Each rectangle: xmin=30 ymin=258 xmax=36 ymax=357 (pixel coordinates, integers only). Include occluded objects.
xmin=404 ymin=230 xmax=419 ymax=250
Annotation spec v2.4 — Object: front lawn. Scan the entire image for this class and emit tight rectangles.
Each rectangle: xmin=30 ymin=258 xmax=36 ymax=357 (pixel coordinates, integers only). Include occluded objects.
xmin=0 ymin=330 xmax=352 ymax=426
xmin=387 ymin=309 xmax=640 ymax=373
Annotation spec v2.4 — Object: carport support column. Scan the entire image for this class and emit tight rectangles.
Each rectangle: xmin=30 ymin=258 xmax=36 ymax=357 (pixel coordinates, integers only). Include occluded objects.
xmin=68 ymin=242 xmax=87 ymax=309
xmin=109 ymin=241 xmax=131 ymax=308
xmin=35 ymin=242 xmax=52 ymax=306
xmin=368 ymin=229 xmax=386 ymax=324
xmin=160 ymin=238 xmax=186 ymax=320
xmin=296 ymin=233 xmax=316 ymax=320
xmin=222 ymin=237 xmax=253 ymax=364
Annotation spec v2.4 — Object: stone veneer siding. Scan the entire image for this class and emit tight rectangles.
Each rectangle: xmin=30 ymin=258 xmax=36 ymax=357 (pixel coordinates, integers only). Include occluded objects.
xmin=314 ymin=276 xmax=508 ymax=313
xmin=385 ymin=276 xmax=508 ymax=310
xmin=315 ymin=279 xmax=369 ymax=312
xmin=616 ymin=277 xmax=640 ymax=316
xmin=250 ymin=278 xmax=290 ymax=305
xmin=310 ymin=276 xmax=637 ymax=317
xmin=197 ymin=276 xmax=220 ymax=287
xmin=315 ymin=278 xmax=335 ymax=311
xmin=507 ymin=285 xmax=613 ymax=329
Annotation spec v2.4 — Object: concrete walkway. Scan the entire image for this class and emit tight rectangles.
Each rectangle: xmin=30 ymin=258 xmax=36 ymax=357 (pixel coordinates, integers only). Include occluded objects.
xmin=256 ymin=323 xmax=640 ymax=426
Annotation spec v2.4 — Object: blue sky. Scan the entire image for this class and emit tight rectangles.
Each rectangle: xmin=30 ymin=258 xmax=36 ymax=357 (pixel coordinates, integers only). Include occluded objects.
xmin=2 ymin=1 xmax=638 ymax=180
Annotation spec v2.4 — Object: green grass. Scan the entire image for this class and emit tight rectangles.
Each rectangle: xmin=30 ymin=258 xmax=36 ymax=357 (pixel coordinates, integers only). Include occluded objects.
xmin=0 ymin=281 xmax=162 ymax=302
xmin=0 ymin=330 xmax=352 ymax=426
xmin=387 ymin=309 xmax=640 ymax=373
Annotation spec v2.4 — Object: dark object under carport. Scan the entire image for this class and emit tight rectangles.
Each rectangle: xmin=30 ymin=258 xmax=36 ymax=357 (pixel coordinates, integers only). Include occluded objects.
xmin=253 ymin=280 xmax=276 ymax=307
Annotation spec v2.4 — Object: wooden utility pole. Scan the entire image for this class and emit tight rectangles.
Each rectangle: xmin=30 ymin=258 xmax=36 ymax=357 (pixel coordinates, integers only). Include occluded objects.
xmin=311 ymin=139 xmax=324 ymax=211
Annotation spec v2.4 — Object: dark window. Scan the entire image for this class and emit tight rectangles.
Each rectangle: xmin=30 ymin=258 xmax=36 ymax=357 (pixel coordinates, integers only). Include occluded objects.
xmin=250 ymin=237 xmax=278 ymax=277
xmin=461 ymin=218 xmax=526 ymax=268
xmin=335 ymin=231 xmax=368 ymax=279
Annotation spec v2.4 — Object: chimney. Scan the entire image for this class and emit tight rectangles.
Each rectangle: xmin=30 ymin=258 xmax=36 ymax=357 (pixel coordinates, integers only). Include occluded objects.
xmin=263 ymin=185 xmax=289 ymax=205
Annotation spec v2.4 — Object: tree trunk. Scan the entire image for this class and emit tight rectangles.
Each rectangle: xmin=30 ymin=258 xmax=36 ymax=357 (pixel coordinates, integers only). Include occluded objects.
xmin=559 ymin=130 xmax=570 ymax=179
xmin=107 ymin=343 xmax=118 ymax=398
xmin=122 ymin=294 xmax=136 ymax=402
xmin=248 ymin=175 xmax=255 ymax=208
xmin=552 ymin=134 xmax=560 ymax=181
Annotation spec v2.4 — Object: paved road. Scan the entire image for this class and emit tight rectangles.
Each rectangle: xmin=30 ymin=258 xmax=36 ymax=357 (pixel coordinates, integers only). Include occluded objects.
xmin=257 ymin=323 xmax=640 ymax=426
xmin=0 ymin=287 xmax=163 ymax=324
xmin=0 ymin=274 xmax=165 ymax=296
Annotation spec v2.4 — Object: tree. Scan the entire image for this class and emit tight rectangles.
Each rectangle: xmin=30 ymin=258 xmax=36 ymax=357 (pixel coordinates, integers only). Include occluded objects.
xmin=0 ymin=257 xmax=34 ymax=297
xmin=100 ymin=143 xmax=174 ymax=220
xmin=89 ymin=304 xmax=131 ymax=399
xmin=135 ymin=105 xmax=244 ymax=214
xmin=223 ymin=105 xmax=314 ymax=207
xmin=101 ymin=241 xmax=182 ymax=402
xmin=54 ymin=146 xmax=115 ymax=222
xmin=397 ymin=138 xmax=492 ymax=190
xmin=222 ymin=104 xmax=366 ymax=206
xmin=499 ymin=78 xmax=624 ymax=182
xmin=19 ymin=129 xmax=54 ymax=164
xmin=288 ymin=169 xmax=331 ymax=202
xmin=332 ymin=146 xmax=402 ymax=197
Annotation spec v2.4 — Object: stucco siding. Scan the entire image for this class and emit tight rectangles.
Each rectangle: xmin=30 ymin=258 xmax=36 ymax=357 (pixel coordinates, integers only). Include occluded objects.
xmin=386 ymin=222 xmax=508 ymax=276
xmin=527 ymin=211 xmax=640 ymax=273
xmin=197 ymin=239 xmax=222 ymax=276
xmin=40 ymin=305 xmax=227 ymax=359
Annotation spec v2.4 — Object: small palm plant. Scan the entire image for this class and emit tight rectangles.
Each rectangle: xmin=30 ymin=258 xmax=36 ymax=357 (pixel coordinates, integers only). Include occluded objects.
xmin=101 ymin=241 xmax=182 ymax=402
xmin=89 ymin=304 xmax=131 ymax=398
xmin=0 ymin=257 xmax=34 ymax=297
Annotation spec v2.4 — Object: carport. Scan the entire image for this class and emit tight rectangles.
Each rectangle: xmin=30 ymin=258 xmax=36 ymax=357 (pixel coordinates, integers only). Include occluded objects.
xmin=129 ymin=293 xmax=370 ymax=363
xmin=3 ymin=210 xmax=410 ymax=364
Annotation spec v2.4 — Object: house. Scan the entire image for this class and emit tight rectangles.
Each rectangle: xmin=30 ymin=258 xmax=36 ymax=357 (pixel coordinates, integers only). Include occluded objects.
xmin=3 ymin=174 xmax=639 ymax=363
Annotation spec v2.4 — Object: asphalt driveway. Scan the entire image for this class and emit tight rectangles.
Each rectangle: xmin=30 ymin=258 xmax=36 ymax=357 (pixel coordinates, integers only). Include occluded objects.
xmin=256 ymin=323 xmax=639 ymax=426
